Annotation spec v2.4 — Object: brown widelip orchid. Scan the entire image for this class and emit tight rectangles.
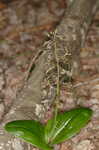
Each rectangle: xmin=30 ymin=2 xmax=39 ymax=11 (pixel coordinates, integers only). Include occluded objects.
xmin=5 ymin=107 xmax=92 ymax=150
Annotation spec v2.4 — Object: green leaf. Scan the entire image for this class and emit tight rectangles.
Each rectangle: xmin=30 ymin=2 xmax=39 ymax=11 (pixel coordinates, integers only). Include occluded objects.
xmin=45 ymin=107 xmax=92 ymax=145
xmin=45 ymin=107 xmax=58 ymax=144
xmin=5 ymin=120 xmax=52 ymax=150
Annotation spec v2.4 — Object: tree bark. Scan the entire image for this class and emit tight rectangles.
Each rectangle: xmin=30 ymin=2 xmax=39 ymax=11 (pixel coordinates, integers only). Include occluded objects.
xmin=0 ymin=0 xmax=99 ymax=149
xmin=57 ymin=0 xmax=99 ymax=77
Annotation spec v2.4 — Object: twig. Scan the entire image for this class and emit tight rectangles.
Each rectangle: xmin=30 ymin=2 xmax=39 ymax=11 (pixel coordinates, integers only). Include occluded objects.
xmin=24 ymin=49 xmax=43 ymax=81
xmin=73 ymin=77 xmax=99 ymax=88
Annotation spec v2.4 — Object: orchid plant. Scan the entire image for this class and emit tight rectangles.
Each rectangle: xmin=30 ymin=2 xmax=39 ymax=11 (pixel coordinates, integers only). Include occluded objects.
xmin=5 ymin=107 xmax=92 ymax=150
xmin=4 ymin=31 xmax=93 ymax=150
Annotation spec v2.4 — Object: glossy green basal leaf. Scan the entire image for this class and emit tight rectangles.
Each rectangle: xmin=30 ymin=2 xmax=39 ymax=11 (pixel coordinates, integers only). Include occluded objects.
xmin=5 ymin=120 xmax=52 ymax=150
xmin=45 ymin=107 xmax=92 ymax=145
xmin=45 ymin=108 xmax=77 ymax=143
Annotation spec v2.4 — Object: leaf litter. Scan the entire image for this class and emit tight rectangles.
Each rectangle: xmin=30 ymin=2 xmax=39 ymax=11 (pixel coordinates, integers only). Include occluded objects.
xmin=0 ymin=0 xmax=99 ymax=150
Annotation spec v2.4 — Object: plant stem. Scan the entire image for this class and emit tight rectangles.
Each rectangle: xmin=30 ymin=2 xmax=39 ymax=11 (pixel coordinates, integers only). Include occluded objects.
xmin=53 ymin=30 xmax=60 ymax=117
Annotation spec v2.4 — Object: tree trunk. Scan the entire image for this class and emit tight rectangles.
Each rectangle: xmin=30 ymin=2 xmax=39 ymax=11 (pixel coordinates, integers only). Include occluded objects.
xmin=0 ymin=0 xmax=99 ymax=149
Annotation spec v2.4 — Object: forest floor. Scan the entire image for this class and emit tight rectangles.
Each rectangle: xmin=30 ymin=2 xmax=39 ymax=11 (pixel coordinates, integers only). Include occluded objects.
xmin=0 ymin=0 xmax=99 ymax=150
